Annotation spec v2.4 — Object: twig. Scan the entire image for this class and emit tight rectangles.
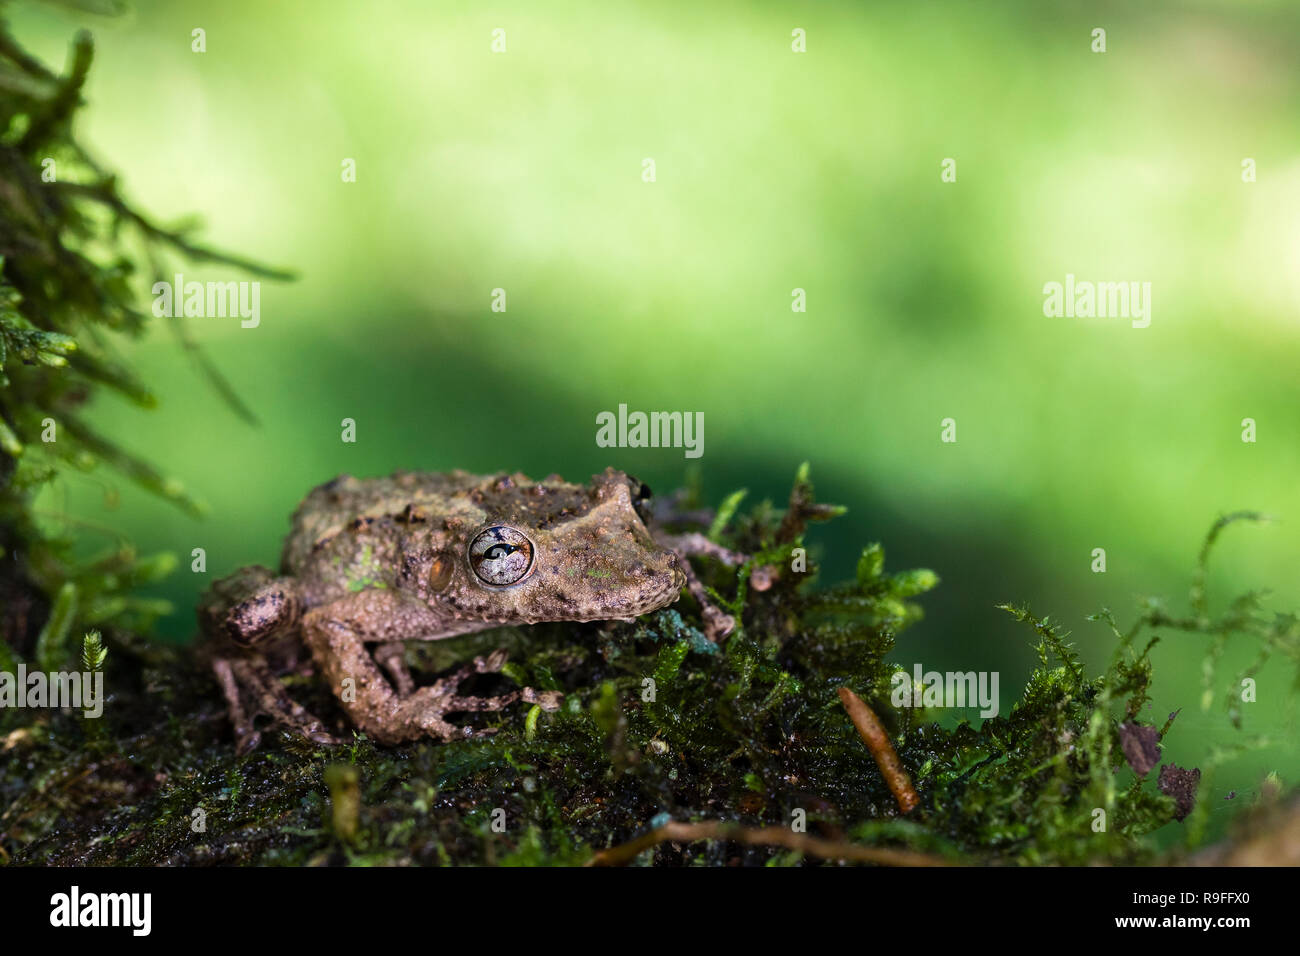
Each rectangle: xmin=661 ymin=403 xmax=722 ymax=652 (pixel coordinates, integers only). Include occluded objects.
xmin=585 ymin=820 xmax=950 ymax=867
xmin=837 ymin=686 xmax=920 ymax=814
xmin=53 ymin=181 xmax=297 ymax=280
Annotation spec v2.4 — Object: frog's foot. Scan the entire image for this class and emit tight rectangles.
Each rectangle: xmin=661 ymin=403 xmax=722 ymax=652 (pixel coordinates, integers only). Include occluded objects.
xmin=424 ymin=649 xmax=564 ymax=732
xmin=212 ymin=654 xmax=341 ymax=754
xmin=389 ymin=650 xmax=562 ymax=742
xmin=679 ymin=560 xmax=736 ymax=642
xmin=655 ymin=531 xmax=785 ymax=641
xmin=655 ymin=532 xmax=748 ymax=641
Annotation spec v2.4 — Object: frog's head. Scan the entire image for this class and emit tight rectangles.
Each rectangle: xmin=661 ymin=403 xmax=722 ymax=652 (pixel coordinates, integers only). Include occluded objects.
xmin=451 ymin=468 xmax=686 ymax=625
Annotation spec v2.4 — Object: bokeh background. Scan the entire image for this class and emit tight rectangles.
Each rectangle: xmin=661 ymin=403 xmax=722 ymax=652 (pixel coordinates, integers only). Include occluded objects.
xmin=14 ymin=0 xmax=1298 ymax=841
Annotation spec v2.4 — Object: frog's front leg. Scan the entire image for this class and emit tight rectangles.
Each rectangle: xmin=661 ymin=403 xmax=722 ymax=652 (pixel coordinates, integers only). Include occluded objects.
xmin=372 ymin=642 xmax=415 ymax=696
xmin=656 ymin=532 xmax=748 ymax=569
xmin=673 ymin=558 xmax=736 ymax=642
xmin=654 ymin=532 xmax=755 ymax=642
xmin=301 ymin=589 xmax=561 ymax=745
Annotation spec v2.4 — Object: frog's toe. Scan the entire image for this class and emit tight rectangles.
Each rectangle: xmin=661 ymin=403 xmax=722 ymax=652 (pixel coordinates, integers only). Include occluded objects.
xmin=214 ymin=656 xmax=265 ymax=755
xmin=235 ymin=728 xmax=263 ymax=756
xmin=373 ymin=642 xmax=416 ymax=697
xmin=276 ymin=707 xmax=342 ymax=747
xmin=702 ymin=604 xmax=736 ymax=642
xmin=474 ymin=649 xmax=509 ymax=674
xmin=521 ymin=687 xmax=564 ymax=711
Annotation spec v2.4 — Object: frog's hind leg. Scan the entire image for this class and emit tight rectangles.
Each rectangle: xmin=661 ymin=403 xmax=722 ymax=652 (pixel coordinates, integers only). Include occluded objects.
xmin=199 ymin=565 xmax=303 ymax=648
xmin=212 ymin=656 xmax=261 ymax=754
xmin=239 ymin=656 xmax=341 ymax=747
xmin=213 ymin=654 xmax=341 ymax=754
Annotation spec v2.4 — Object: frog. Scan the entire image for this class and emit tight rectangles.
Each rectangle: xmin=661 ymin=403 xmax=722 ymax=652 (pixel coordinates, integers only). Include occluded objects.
xmin=200 ymin=467 xmax=747 ymax=753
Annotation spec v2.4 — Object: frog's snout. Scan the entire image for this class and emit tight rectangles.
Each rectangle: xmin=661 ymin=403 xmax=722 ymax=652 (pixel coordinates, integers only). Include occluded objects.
xmin=629 ymin=548 xmax=685 ymax=604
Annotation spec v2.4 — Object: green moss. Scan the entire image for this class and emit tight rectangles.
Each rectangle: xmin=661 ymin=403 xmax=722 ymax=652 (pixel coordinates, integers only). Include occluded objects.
xmin=2 ymin=464 xmax=1291 ymax=866
xmin=0 ymin=3 xmax=291 ymax=665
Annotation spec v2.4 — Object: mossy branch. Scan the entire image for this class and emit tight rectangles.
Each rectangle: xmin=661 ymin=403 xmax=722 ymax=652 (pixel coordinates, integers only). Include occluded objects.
xmin=0 ymin=5 xmax=292 ymax=652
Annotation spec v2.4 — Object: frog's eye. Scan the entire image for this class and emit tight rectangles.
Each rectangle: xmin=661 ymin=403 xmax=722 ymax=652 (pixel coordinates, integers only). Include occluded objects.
xmin=469 ymin=526 xmax=534 ymax=586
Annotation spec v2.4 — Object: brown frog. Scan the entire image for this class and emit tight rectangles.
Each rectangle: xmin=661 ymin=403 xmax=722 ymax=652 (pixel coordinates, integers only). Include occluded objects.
xmin=200 ymin=468 xmax=743 ymax=753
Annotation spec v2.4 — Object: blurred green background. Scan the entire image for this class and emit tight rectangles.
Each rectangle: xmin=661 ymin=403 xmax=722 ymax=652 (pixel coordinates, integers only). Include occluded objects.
xmin=14 ymin=0 xmax=1298 ymax=836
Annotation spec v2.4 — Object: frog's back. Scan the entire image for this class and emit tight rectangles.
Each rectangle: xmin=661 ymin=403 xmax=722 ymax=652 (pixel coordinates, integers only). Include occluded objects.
xmin=280 ymin=471 xmax=483 ymax=577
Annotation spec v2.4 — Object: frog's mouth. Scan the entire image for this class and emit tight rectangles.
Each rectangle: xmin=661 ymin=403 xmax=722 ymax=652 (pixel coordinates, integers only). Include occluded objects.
xmin=563 ymin=560 xmax=687 ymax=623
xmin=611 ymin=561 xmax=688 ymax=619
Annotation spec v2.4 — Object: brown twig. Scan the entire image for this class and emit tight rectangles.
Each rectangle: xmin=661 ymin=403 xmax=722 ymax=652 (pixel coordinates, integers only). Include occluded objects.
xmin=585 ymin=820 xmax=950 ymax=867
xmin=838 ymin=686 xmax=920 ymax=814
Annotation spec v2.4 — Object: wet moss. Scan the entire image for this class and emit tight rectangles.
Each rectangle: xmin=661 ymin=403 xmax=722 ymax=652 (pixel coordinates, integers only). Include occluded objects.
xmin=3 ymin=466 xmax=1294 ymax=866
